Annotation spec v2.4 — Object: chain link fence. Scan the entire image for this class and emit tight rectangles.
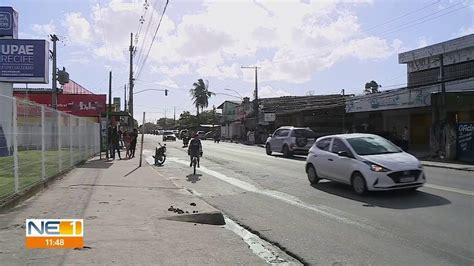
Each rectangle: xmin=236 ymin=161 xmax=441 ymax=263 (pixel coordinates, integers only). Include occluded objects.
xmin=0 ymin=94 xmax=100 ymax=202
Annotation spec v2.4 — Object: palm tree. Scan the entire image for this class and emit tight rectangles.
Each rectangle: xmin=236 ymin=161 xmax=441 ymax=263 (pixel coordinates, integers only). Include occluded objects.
xmin=190 ymin=79 xmax=215 ymax=121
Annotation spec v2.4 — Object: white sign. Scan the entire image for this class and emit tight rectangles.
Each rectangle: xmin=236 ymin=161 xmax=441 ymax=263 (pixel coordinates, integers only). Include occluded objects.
xmin=264 ymin=113 xmax=276 ymax=122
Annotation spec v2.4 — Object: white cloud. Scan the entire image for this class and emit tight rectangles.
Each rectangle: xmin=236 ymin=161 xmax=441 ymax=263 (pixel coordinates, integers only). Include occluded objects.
xmin=142 ymin=0 xmax=399 ymax=83
xmin=456 ymin=26 xmax=474 ymax=37
xmin=158 ymin=78 xmax=179 ymax=89
xmin=63 ymin=13 xmax=93 ymax=46
xmin=258 ymin=85 xmax=291 ymax=98
xmin=31 ymin=21 xmax=56 ymax=38
xmin=417 ymin=37 xmax=430 ymax=48
xmin=153 ymin=64 xmax=191 ymax=77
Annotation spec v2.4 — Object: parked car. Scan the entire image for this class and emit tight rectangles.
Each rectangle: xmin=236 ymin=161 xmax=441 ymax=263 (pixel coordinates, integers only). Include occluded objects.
xmin=196 ymin=131 xmax=206 ymax=139
xmin=204 ymin=131 xmax=216 ymax=140
xmin=162 ymin=131 xmax=177 ymax=141
xmin=305 ymin=133 xmax=425 ymax=195
xmin=265 ymin=126 xmax=317 ymax=157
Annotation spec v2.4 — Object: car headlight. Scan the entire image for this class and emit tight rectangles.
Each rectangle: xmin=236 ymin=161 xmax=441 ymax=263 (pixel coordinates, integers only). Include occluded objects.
xmin=418 ymin=163 xmax=423 ymax=169
xmin=363 ymin=161 xmax=390 ymax=172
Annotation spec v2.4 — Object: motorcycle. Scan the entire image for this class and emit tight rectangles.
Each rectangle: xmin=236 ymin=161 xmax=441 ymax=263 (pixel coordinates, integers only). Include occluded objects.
xmin=182 ymin=136 xmax=190 ymax=148
xmin=153 ymin=142 xmax=166 ymax=166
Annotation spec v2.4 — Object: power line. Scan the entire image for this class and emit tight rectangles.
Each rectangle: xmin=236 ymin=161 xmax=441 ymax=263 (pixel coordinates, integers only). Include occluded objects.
xmin=134 ymin=0 xmax=162 ymax=67
xmin=135 ymin=0 xmax=169 ymax=79
xmin=364 ymin=0 xmax=441 ymax=32
xmin=269 ymin=1 xmax=471 ymax=65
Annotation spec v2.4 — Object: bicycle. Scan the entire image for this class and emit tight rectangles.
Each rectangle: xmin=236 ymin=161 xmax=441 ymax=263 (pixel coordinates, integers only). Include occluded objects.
xmin=191 ymin=155 xmax=199 ymax=175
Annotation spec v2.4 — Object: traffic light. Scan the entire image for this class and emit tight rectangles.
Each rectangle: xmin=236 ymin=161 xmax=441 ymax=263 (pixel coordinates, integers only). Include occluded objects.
xmin=165 ymin=89 xmax=168 ymax=96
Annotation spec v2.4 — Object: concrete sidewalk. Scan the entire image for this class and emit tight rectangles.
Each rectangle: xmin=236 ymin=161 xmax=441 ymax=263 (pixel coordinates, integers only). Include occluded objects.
xmin=0 ymin=156 xmax=265 ymax=265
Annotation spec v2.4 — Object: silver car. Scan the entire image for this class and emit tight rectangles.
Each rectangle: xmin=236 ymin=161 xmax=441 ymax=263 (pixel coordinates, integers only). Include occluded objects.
xmin=265 ymin=126 xmax=317 ymax=157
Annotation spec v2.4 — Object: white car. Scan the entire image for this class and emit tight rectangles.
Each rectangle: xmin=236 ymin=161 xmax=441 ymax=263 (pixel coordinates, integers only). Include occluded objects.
xmin=305 ymin=133 xmax=425 ymax=195
xmin=266 ymin=127 xmax=317 ymax=157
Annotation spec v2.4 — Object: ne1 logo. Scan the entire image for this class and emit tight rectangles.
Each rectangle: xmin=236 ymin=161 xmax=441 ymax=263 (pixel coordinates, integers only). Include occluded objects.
xmin=25 ymin=219 xmax=84 ymax=249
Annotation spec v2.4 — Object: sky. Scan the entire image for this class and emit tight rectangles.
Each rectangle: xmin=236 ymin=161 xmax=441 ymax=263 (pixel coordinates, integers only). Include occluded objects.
xmin=4 ymin=0 xmax=474 ymax=123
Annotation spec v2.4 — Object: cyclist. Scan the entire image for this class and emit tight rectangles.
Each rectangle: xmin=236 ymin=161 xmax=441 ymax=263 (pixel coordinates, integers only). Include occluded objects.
xmin=188 ymin=133 xmax=202 ymax=167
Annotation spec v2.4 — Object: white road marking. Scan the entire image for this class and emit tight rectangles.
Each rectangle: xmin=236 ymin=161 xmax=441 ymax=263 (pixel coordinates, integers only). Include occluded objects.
xmin=165 ymin=156 xmax=390 ymax=234
xmin=424 ymin=183 xmax=474 ymax=196
xmin=224 ymin=216 xmax=300 ymax=265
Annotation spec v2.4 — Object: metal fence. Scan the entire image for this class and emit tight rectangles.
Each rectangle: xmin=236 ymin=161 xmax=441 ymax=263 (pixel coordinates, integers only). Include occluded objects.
xmin=0 ymin=94 xmax=100 ymax=202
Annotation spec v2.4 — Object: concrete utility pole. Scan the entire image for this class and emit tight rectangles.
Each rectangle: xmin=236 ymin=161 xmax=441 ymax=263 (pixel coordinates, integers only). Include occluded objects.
xmin=124 ymin=84 xmax=127 ymax=112
xmin=439 ymin=54 xmax=447 ymax=156
xmin=128 ymin=33 xmax=134 ymax=129
xmin=106 ymin=71 xmax=112 ymax=159
xmin=241 ymin=66 xmax=261 ymax=141
xmin=342 ymin=89 xmax=345 ymax=133
xmin=50 ymin=34 xmax=59 ymax=109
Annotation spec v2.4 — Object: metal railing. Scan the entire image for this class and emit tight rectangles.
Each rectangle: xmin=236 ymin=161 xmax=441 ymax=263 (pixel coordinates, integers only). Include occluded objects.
xmin=0 ymin=94 xmax=100 ymax=202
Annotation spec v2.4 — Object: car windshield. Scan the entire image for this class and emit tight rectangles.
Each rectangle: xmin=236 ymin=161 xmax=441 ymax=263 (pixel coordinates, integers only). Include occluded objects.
xmin=346 ymin=136 xmax=401 ymax=155
xmin=292 ymin=129 xmax=317 ymax=138
xmin=163 ymin=132 xmax=173 ymax=135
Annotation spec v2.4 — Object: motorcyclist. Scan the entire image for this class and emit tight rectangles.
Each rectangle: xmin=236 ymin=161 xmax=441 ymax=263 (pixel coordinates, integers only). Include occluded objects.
xmin=183 ymin=132 xmax=190 ymax=147
xmin=188 ymin=133 xmax=202 ymax=167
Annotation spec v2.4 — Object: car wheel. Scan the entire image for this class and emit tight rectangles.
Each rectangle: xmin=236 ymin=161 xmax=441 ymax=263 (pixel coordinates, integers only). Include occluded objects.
xmin=306 ymin=164 xmax=319 ymax=184
xmin=352 ymin=173 xmax=367 ymax=195
xmin=282 ymin=145 xmax=291 ymax=158
xmin=265 ymin=144 xmax=272 ymax=155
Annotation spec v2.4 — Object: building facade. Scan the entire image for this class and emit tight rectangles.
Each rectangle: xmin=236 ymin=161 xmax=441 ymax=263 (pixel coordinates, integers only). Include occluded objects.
xmin=346 ymin=34 xmax=474 ymax=160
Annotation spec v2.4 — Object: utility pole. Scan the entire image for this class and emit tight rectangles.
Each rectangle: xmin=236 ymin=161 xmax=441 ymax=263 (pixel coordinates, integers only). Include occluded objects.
xmin=107 ymin=71 xmax=112 ymax=159
xmin=241 ymin=66 xmax=261 ymax=142
xmin=50 ymin=34 xmax=59 ymax=109
xmin=439 ymin=54 xmax=447 ymax=157
xmin=173 ymin=106 xmax=176 ymax=128
xmin=128 ymin=33 xmax=134 ymax=129
xmin=342 ymin=89 xmax=345 ymax=133
xmin=124 ymin=84 xmax=127 ymax=112
xmin=108 ymin=71 xmax=112 ymax=120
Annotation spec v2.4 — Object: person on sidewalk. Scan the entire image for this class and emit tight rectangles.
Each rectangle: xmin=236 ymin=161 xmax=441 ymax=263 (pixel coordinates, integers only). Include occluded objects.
xmin=402 ymin=126 xmax=409 ymax=152
xmin=123 ymin=130 xmax=131 ymax=159
xmin=110 ymin=128 xmax=122 ymax=160
xmin=130 ymin=128 xmax=138 ymax=158
xmin=188 ymin=133 xmax=202 ymax=167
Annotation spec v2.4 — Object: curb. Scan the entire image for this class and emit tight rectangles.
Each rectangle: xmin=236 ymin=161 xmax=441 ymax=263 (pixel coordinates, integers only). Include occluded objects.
xmin=421 ymin=163 xmax=474 ymax=172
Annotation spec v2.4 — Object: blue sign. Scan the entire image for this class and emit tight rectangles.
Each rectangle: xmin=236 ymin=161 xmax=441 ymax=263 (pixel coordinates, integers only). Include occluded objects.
xmin=457 ymin=122 xmax=474 ymax=163
xmin=0 ymin=39 xmax=49 ymax=83
xmin=0 ymin=7 xmax=18 ymax=38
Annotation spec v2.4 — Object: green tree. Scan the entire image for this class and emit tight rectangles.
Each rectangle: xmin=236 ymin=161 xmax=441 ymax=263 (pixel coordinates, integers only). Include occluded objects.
xmin=190 ymin=79 xmax=215 ymax=121
xmin=364 ymin=80 xmax=380 ymax=94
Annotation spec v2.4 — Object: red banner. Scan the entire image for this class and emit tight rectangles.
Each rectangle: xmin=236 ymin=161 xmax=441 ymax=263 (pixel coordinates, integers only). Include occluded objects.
xmin=14 ymin=92 xmax=106 ymax=117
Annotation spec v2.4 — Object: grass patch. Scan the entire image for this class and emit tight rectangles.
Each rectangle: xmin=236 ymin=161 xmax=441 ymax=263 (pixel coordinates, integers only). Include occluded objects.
xmin=0 ymin=149 xmax=89 ymax=199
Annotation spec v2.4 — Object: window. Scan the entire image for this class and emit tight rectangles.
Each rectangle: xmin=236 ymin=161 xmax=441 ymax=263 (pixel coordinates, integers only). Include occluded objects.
xmin=331 ymin=138 xmax=351 ymax=155
xmin=279 ymin=129 xmax=290 ymax=137
xmin=347 ymin=136 xmax=401 ymax=155
xmin=291 ymin=129 xmax=317 ymax=138
xmin=316 ymin=138 xmax=331 ymax=151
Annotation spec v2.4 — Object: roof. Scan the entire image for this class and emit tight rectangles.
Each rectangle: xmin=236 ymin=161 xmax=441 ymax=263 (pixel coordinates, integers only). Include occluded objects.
xmin=217 ymin=100 xmax=240 ymax=109
xmin=319 ymin=133 xmax=382 ymax=139
xmin=260 ymin=95 xmax=347 ymax=115
xmin=399 ymin=34 xmax=474 ymax=63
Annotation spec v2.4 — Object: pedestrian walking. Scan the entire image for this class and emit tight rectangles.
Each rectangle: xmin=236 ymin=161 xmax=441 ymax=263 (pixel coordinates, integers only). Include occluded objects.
xmin=110 ymin=128 xmax=122 ymax=160
xmin=123 ymin=130 xmax=131 ymax=159
xmin=402 ymin=126 xmax=409 ymax=151
xmin=130 ymin=128 xmax=138 ymax=158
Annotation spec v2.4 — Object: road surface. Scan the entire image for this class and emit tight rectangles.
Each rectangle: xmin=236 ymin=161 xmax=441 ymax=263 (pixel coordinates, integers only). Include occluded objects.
xmin=144 ymin=134 xmax=474 ymax=265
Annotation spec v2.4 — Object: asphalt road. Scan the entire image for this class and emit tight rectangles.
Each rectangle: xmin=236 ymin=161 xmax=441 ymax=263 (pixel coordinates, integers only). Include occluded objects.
xmin=143 ymin=135 xmax=474 ymax=265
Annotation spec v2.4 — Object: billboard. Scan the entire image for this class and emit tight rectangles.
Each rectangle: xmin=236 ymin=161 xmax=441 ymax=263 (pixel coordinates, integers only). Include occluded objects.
xmin=14 ymin=93 xmax=106 ymax=117
xmin=0 ymin=7 xmax=18 ymax=38
xmin=0 ymin=39 xmax=49 ymax=83
xmin=457 ymin=123 xmax=474 ymax=163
